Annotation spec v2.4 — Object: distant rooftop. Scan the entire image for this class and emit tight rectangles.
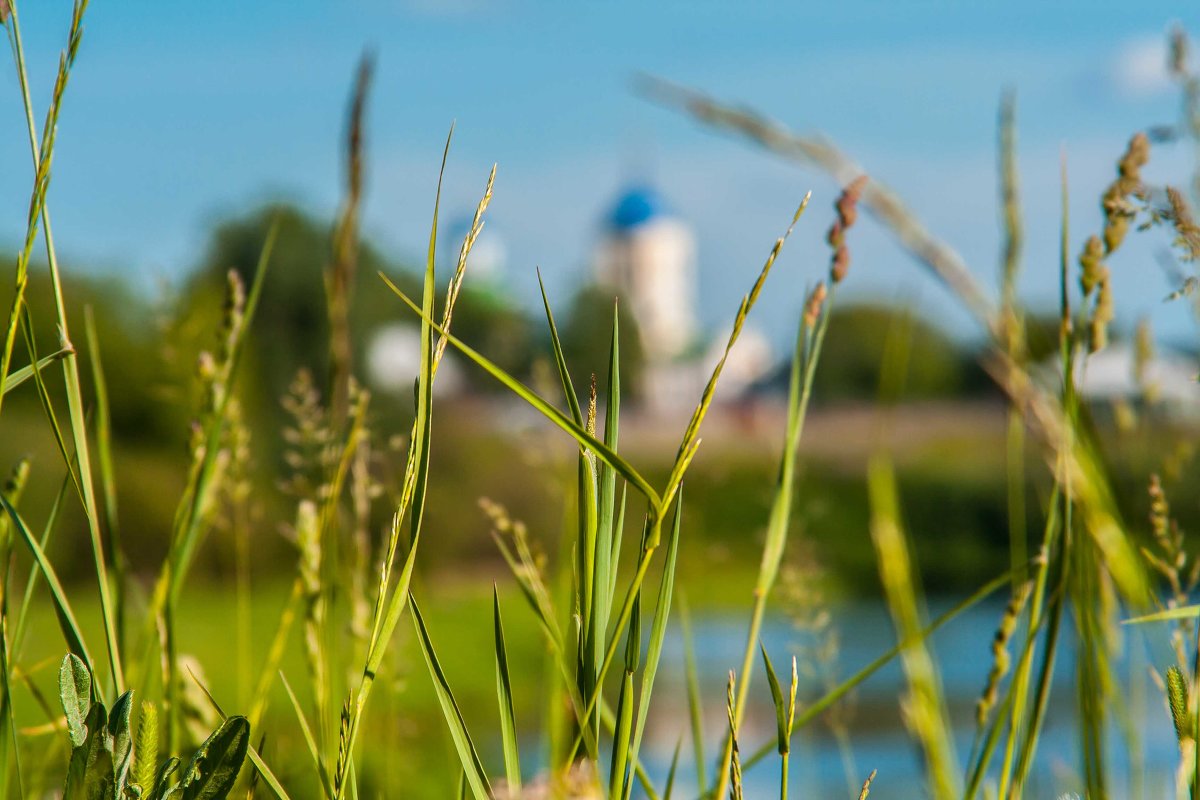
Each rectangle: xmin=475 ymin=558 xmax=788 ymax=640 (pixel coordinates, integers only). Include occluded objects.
xmin=608 ymin=185 xmax=672 ymax=231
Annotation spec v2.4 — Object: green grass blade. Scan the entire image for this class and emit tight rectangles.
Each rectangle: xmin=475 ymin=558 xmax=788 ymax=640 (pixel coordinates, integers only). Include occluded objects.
xmin=409 ymin=124 xmax=453 ymax=544
xmin=1 ymin=347 xmax=70 ymax=396
xmin=83 ymin=306 xmax=126 ymax=650
xmin=0 ymin=494 xmax=91 ymax=669
xmin=493 ymin=588 xmax=521 ymax=794
xmin=759 ymin=644 xmax=787 ymax=755
xmin=536 ymin=270 xmax=583 ymax=425
xmin=279 ymin=672 xmax=334 ymax=799
xmin=662 ymin=739 xmax=681 ymax=800
xmin=9 ymin=465 xmax=71 ymax=662
xmin=380 ymin=274 xmax=660 ymax=510
xmin=662 ymin=194 xmax=810 ymax=515
xmin=247 ymin=577 xmax=304 ymax=731
xmin=1123 ymin=606 xmax=1200 ymax=625
xmin=867 ymin=457 xmax=958 ymax=799
xmin=410 ymin=598 xmax=492 ymax=800
xmin=623 ymin=495 xmax=684 ymax=800
xmin=680 ymin=593 xmax=707 ymax=792
xmin=608 ymin=671 xmax=635 ymax=799
xmin=594 ymin=304 xmax=622 ymax=682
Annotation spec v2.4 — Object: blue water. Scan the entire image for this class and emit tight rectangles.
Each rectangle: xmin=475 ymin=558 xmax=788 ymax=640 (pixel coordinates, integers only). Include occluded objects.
xmin=635 ymin=597 xmax=1185 ymax=799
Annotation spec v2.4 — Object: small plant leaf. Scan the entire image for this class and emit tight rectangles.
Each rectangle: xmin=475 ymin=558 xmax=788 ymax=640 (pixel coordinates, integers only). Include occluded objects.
xmin=59 ymin=653 xmax=91 ymax=748
xmin=64 ymin=702 xmax=111 ymax=800
xmin=151 ymin=756 xmax=180 ymax=800
xmin=109 ymin=690 xmax=134 ymax=789
xmin=759 ymin=644 xmax=789 ymax=755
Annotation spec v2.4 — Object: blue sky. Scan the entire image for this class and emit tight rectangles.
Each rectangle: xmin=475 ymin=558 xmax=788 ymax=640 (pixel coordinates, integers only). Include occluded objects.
xmin=2 ymin=1 xmax=1198 ymax=350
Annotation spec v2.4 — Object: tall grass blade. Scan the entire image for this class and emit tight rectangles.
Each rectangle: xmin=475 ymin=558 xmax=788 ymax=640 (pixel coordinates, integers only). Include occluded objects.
xmin=493 ymin=588 xmax=521 ymax=794
xmin=0 ymin=494 xmax=91 ymax=668
xmin=662 ymin=739 xmax=681 ymax=800
xmin=623 ymin=494 xmax=683 ymax=800
xmin=410 ymin=598 xmax=492 ymax=800
xmin=662 ymin=194 xmax=810 ymax=519
xmin=6 ymin=0 xmax=125 ymax=695
xmin=83 ymin=307 xmax=127 ymax=648
xmin=279 ymin=672 xmax=334 ymax=798
xmin=868 ymin=457 xmax=958 ymax=800
xmin=680 ymin=593 xmax=707 ymax=792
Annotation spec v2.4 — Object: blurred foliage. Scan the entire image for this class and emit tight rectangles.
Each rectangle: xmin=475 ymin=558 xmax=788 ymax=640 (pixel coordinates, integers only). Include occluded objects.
xmin=179 ymin=203 xmax=540 ymax=423
xmin=560 ymin=284 xmax=645 ymax=398
xmin=811 ymin=304 xmax=992 ymax=402
xmin=5 ymin=206 xmax=1173 ymax=594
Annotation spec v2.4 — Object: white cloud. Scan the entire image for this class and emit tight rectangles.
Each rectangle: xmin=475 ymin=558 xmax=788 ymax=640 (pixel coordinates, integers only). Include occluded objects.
xmin=1113 ymin=36 xmax=1171 ymax=97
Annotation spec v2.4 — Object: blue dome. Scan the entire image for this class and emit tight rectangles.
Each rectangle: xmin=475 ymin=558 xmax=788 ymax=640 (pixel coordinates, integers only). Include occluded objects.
xmin=608 ymin=186 xmax=670 ymax=231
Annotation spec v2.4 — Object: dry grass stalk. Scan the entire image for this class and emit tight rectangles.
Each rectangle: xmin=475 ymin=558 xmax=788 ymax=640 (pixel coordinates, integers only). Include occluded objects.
xmin=327 ymin=54 xmax=374 ymax=422
xmin=638 ymin=76 xmax=1000 ymax=334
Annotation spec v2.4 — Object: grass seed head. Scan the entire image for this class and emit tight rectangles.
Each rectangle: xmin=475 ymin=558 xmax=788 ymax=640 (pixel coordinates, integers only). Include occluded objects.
xmin=828 ymin=175 xmax=867 ymax=283
xmin=1167 ymin=665 xmax=1192 ymax=742
xmin=976 ymin=580 xmax=1032 ymax=726
xmin=1100 ymin=132 xmax=1150 ymax=254
xmin=804 ymin=282 xmax=827 ymax=328
xmin=1079 ymin=235 xmax=1105 ymax=297
xmin=1088 ymin=269 xmax=1114 ymax=353
xmin=858 ymin=769 xmax=879 ymax=800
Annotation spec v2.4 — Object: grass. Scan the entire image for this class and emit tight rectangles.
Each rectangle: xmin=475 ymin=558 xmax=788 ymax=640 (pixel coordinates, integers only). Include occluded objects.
xmin=4 ymin=3 xmax=1200 ymax=799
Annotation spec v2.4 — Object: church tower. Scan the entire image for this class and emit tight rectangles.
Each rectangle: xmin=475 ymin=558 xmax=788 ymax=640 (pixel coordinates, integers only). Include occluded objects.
xmin=593 ymin=185 xmax=697 ymax=363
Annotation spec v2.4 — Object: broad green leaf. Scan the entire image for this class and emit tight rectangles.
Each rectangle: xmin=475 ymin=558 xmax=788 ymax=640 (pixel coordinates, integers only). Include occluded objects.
xmin=58 ymin=654 xmax=91 ymax=748
xmin=151 ymin=756 xmax=180 ymax=800
xmin=180 ymin=716 xmax=250 ymax=800
xmin=109 ymin=690 xmax=134 ymax=788
xmin=64 ymin=703 xmax=111 ymax=800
